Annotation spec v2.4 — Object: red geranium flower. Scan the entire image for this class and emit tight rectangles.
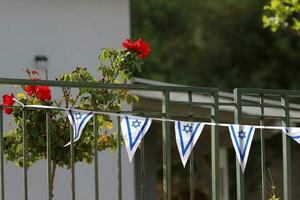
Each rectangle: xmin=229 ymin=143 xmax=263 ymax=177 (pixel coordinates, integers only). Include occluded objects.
xmin=24 ymin=85 xmax=37 ymax=96
xmin=122 ymin=39 xmax=135 ymax=49
xmin=24 ymin=78 xmax=40 ymax=96
xmin=2 ymin=94 xmax=15 ymax=115
xmin=135 ymin=39 xmax=151 ymax=58
xmin=122 ymin=38 xmax=151 ymax=59
xmin=36 ymin=86 xmax=52 ymax=101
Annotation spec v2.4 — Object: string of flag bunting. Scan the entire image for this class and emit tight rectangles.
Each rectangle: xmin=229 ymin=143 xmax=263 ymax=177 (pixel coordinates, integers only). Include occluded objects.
xmin=12 ymin=99 xmax=300 ymax=172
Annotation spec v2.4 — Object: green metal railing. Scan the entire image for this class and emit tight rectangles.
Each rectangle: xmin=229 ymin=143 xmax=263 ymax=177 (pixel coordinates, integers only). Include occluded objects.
xmin=234 ymin=88 xmax=300 ymax=200
xmin=0 ymin=78 xmax=297 ymax=200
xmin=0 ymin=78 xmax=220 ymax=200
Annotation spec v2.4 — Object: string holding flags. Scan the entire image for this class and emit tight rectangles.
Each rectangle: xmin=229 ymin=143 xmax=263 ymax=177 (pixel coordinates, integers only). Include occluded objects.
xmin=65 ymin=110 xmax=93 ymax=147
xmin=228 ymin=124 xmax=255 ymax=172
xmin=10 ymin=101 xmax=300 ymax=164
xmin=282 ymin=127 xmax=300 ymax=144
xmin=121 ymin=115 xmax=152 ymax=162
xmin=175 ymin=121 xmax=205 ymax=167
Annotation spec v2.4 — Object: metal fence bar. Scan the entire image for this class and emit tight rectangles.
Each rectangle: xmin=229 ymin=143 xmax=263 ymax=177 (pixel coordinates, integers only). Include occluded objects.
xmin=172 ymin=101 xmax=214 ymax=107
xmin=0 ymin=78 xmax=218 ymax=92
xmin=22 ymin=110 xmax=28 ymax=200
xmin=0 ymin=108 xmax=4 ymax=200
xmin=188 ymin=91 xmax=194 ymax=200
xmin=70 ymin=122 xmax=75 ymax=200
xmin=211 ymin=92 xmax=220 ymax=200
xmin=240 ymin=88 xmax=300 ymax=96
xmin=234 ymin=89 xmax=245 ymax=200
xmin=117 ymin=116 xmax=122 ymax=200
xmin=140 ymin=139 xmax=145 ymax=200
xmin=139 ymin=112 xmax=145 ymax=200
xmin=162 ymin=90 xmax=171 ymax=200
xmin=281 ymin=94 xmax=292 ymax=200
xmin=46 ymin=111 xmax=52 ymax=200
xmin=93 ymin=114 xmax=99 ymax=200
xmin=259 ymin=95 xmax=266 ymax=200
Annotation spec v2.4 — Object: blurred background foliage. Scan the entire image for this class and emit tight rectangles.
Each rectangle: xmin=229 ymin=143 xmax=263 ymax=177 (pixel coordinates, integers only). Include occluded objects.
xmin=130 ymin=1 xmax=300 ymax=199
xmin=130 ymin=0 xmax=300 ymax=91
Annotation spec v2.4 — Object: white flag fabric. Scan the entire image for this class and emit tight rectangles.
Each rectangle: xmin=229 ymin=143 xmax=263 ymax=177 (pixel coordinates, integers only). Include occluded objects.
xmin=282 ymin=127 xmax=300 ymax=144
xmin=121 ymin=115 xmax=152 ymax=162
xmin=65 ymin=110 xmax=93 ymax=147
xmin=175 ymin=121 xmax=205 ymax=167
xmin=228 ymin=124 xmax=255 ymax=172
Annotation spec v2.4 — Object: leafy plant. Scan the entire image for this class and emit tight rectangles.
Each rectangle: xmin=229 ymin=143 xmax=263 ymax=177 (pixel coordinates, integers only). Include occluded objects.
xmin=263 ymin=0 xmax=300 ymax=33
xmin=2 ymin=38 xmax=150 ymax=195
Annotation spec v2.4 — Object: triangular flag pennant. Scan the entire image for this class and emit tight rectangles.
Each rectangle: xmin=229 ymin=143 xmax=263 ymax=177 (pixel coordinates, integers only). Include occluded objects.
xmin=282 ymin=127 xmax=300 ymax=144
xmin=65 ymin=110 xmax=93 ymax=147
xmin=175 ymin=121 xmax=205 ymax=167
xmin=228 ymin=124 xmax=255 ymax=172
xmin=121 ymin=115 xmax=152 ymax=162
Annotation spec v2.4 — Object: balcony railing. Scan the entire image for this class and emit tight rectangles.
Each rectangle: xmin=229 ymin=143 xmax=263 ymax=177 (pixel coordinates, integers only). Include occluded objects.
xmin=0 ymin=77 xmax=298 ymax=200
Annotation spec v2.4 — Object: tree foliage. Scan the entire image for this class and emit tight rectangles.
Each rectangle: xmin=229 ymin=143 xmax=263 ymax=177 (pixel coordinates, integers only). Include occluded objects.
xmin=131 ymin=0 xmax=300 ymax=90
xmin=263 ymin=0 xmax=300 ymax=33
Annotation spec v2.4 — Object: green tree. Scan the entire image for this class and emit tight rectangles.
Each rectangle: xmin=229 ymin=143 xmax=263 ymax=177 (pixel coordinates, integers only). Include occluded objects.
xmin=3 ymin=46 xmax=143 ymax=196
xmin=131 ymin=0 xmax=300 ymax=90
xmin=263 ymin=0 xmax=300 ymax=33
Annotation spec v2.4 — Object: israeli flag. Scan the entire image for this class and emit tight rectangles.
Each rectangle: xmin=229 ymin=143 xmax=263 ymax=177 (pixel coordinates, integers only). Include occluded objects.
xmin=228 ymin=124 xmax=255 ymax=172
xmin=175 ymin=121 xmax=205 ymax=167
xmin=65 ymin=110 xmax=93 ymax=147
xmin=282 ymin=127 xmax=300 ymax=144
xmin=121 ymin=115 xmax=152 ymax=162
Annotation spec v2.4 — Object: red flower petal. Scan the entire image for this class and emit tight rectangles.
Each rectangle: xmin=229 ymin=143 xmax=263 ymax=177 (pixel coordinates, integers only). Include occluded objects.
xmin=24 ymin=78 xmax=40 ymax=96
xmin=122 ymin=38 xmax=151 ymax=59
xmin=24 ymin=85 xmax=37 ymax=96
xmin=122 ymin=39 xmax=134 ymax=49
xmin=135 ymin=38 xmax=151 ymax=58
xmin=36 ymin=86 xmax=52 ymax=101
xmin=2 ymin=94 xmax=15 ymax=115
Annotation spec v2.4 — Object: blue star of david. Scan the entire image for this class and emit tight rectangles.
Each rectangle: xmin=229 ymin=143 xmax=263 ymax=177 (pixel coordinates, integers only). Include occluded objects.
xmin=131 ymin=119 xmax=141 ymax=128
xmin=183 ymin=124 xmax=193 ymax=134
xmin=75 ymin=113 xmax=82 ymax=120
xmin=238 ymin=130 xmax=246 ymax=140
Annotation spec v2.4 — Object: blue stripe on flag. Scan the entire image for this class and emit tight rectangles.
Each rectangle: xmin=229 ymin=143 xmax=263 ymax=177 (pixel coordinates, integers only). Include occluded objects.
xmin=242 ymin=126 xmax=254 ymax=159
xmin=178 ymin=121 xmax=201 ymax=156
xmin=69 ymin=110 xmax=77 ymax=139
xmin=125 ymin=116 xmax=149 ymax=150
xmin=69 ymin=110 xmax=93 ymax=141
xmin=230 ymin=125 xmax=254 ymax=161
xmin=76 ymin=112 xmax=93 ymax=140
xmin=292 ymin=135 xmax=300 ymax=139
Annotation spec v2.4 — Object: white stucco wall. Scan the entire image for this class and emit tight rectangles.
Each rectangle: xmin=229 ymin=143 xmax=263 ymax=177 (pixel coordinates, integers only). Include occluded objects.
xmin=0 ymin=0 xmax=130 ymax=78
xmin=0 ymin=0 xmax=135 ymax=199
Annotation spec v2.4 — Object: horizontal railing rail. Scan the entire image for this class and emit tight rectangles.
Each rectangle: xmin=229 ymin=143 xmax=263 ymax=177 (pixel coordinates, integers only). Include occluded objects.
xmin=0 ymin=78 xmax=218 ymax=92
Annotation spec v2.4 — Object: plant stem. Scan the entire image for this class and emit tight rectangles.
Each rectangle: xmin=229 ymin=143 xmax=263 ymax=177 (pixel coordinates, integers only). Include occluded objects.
xmin=50 ymin=160 xmax=57 ymax=196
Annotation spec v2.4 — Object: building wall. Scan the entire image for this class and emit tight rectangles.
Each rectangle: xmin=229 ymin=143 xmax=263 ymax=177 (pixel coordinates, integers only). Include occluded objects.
xmin=0 ymin=0 xmax=130 ymax=78
xmin=0 ymin=0 xmax=135 ymax=199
